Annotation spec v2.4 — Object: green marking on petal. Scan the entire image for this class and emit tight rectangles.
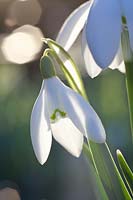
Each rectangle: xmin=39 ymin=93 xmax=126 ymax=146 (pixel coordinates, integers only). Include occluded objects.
xmin=50 ymin=109 xmax=66 ymax=122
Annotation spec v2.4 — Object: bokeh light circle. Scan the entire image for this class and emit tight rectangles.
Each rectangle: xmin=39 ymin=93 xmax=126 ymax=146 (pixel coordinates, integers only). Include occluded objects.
xmin=2 ymin=25 xmax=44 ymax=64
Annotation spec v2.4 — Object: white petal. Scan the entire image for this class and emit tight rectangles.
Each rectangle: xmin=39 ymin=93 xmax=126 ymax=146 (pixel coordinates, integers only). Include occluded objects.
xmin=109 ymin=60 xmax=125 ymax=73
xmin=51 ymin=117 xmax=83 ymax=157
xmin=56 ymin=1 xmax=91 ymax=51
xmin=109 ymin=44 xmax=124 ymax=71
xmin=30 ymin=81 xmax=52 ymax=165
xmin=121 ymin=0 xmax=133 ymax=51
xmin=82 ymin=26 xmax=102 ymax=78
xmin=45 ymin=77 xmax=64 ymax=117
xmin=86 ymin=0 xmax=121 ymax=68
xmin=117 ymin=62 xmax=125 ymax=73
xmin=54 ymin=77 xmax=106 ymax=143
xmin=65 ymin=91 xmax=106 ymax=143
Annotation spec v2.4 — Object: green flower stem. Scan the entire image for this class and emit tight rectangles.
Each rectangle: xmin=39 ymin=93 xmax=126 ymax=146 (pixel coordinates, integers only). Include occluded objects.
xmin=121 ymin=29 xmax=133 ymax=140
xmin=83 ymin=144 xmax=109 ymax=200
xmin=125 ymin=61 xmax=133 ymax=140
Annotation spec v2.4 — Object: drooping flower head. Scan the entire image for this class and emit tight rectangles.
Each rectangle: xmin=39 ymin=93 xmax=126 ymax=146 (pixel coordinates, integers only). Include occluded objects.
xmin=86 ymin=0 xmax=133 ymax=68
xmin=57 ymin=0 xmax=133 ymax=77
xmin=30 ymin=55 xmax=106 ymax=164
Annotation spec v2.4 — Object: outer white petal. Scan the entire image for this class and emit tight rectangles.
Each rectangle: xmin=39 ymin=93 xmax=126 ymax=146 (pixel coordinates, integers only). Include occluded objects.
xmin=82 ymin=26 xmax=102 ymax=78
xmin=45 ymin=77 xmax=64 ymax=117
xmin=117 ymin=62 xmax=125 ymax=73
xmin=86 ymin=0 xmax=121 ymax=68
xmin=121 ymin=0 xmax=133 ymax=51
xmin=56 ymin=1 xmax=91 ymax=51
xmin=51 ymin=118 xmax=83 ymax=157
xmin=109 ymin=44 xmax=125 ymax=72
xmin=30 ymin=81 xmax=52 ymax=165
xmin=54 ymin=77 xmax=106 ymax=143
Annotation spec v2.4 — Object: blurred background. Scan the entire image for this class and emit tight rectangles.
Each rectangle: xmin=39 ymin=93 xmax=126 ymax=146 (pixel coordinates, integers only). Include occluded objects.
xmin=0 ymin=0 xmax=132 ymax=199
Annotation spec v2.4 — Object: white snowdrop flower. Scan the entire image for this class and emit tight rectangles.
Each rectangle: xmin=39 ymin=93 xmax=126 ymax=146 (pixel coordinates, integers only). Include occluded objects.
xmin=30 ymin=56 xmax=106 ymax=165
xmin=56 ymin=0 xmax=133 ymax=78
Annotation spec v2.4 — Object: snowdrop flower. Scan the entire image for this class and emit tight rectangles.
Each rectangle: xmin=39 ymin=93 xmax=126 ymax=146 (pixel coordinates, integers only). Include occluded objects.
xmin=56 ymin=0 xmax=131 ymax=78
xmin=30 ymin=55 xmax=106 ymax=164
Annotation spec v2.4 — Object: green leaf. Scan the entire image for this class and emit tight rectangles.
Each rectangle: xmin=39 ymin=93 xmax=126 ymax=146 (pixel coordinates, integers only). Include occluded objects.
xmin=83 ymin=143 xmax=109 ymax=200
xmin=42 ymin=38 xmax=88 ymax=100
xmin=116 ymin=149 xmax=133 ymax=196
xmin=89 ymin=142 xmax=132 ymax=200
